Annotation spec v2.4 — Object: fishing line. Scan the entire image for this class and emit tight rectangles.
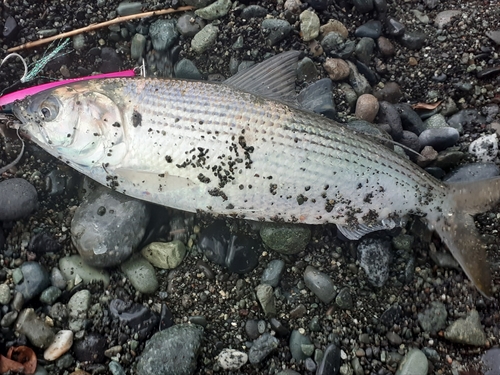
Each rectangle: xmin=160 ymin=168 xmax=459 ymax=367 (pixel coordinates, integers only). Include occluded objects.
xmin=0 ymin=126 xmax=25 ymax=175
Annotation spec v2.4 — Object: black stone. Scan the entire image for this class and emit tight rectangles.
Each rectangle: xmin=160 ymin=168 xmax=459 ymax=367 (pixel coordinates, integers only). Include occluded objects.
xmin=395 ymin=103 xmax=426 ymax=135
xmin=373 ymin=0 xmax=387 ymax=13
xmin=15 ymin=262 xmax=50 ymax=302
xmin=377 ymin=101 xmax=403 ymax=141
xmin=385 ymin=18 xmax=405 ymax=37
xmin=198 ymin=221 xmax=231 ymax=266
xmin=354 ymin=20 xmax=382 ymax=39
xmin=353 ymin=0 xmax=374 ymax=13
xmin=269 ymin=318 xmax=290 ymax=337
xmin=380 ymin=305 xmax=402 ymax=326
xmin=240 ymin=5 xmax=267 ymax=19
xmin=109 ymin=299 xmax=159 ymax=340
xmin=73 ymin=333 xmax=107 ymax=363
xmin=317 ymin=343 xmax=341 ymax=375
xmin=225 ymin=234 xmax=260 ymax=274
xmin=399 ymin=30 xmax=426 ymax=50
xmin=354 ymin=61 xmax=379 ymax=86
xmin=298 ymin=78 xmax=337 ymax=120
xmin=160 ymin=304 xmax=174 ymax=331
xmin=28 ymin=232 xmax=62 ymax=254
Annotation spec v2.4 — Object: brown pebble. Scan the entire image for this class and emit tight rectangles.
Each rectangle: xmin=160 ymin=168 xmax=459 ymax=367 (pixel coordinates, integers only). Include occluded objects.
xmin=373 ymin=82 xmax=403 ymax=103
xmin=377 ymin=36 xmax=395 ymax=56
xmin=323 ymin=58 xmax=350 ymax=81
xmin=355 ymin=94 xmax=379 ymax=122
xmin=320 ymin=19 xmax=349 ymax=39
xmin=408 ymin=56 xmax=418 ymax=66
xmin=290 ymin=304 xmax=307 ymax=319
xmin=284 ymin=0 xmax=302 ymax=14
xmin=417 ymin=146 xmax=438 ymax=167
xmin=308 ymin=40 xmax=323 ymax=57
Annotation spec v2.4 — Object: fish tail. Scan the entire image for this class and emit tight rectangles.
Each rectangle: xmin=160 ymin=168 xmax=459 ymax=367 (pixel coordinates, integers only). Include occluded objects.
xmin=433 ymin=178 xmax=500 ymax=298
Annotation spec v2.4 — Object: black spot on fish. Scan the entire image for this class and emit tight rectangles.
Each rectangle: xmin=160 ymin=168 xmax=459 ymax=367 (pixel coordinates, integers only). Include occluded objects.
xmin=363 ymin=193 xmax=374 ymax=204
xmin=226 ymin=203 xmax=234 ymax=209
xmin=208 ymin=188 xmax=228 ymax=201
xmin=198 ymin=173 xmax=211 ymax=184
xmin=165 ymin=155 xmax=173 ymax=163
xmin=297 ymin=194 xmax=308 ymax=205
xmin=325 ymin=199 xmax=335 ymax=213
xmin=112 ymin=122 xmax=121 ymax=127
xmin=270 ymin=183 xmax=277 ymax=195
xmin=132 ymin=110 xmax=142 ymax=127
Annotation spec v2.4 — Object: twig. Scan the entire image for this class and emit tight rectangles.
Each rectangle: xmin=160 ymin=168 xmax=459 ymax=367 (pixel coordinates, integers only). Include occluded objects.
xmin=7 ymin=5 xmax=195 ymax=53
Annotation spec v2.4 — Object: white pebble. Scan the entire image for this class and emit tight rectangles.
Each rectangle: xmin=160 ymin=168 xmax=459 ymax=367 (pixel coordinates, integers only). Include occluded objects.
xmin=44 ymin=330 xmax=73 ymax=361
xmin=218 ymin=348 xmax=248 ymax=370
xmin=469 ymin=133 xmax=498 ymax=162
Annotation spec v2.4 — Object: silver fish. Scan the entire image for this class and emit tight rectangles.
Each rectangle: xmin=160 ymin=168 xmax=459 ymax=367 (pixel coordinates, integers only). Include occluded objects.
xmin=12 ymin=51 xmax=499 ymax=297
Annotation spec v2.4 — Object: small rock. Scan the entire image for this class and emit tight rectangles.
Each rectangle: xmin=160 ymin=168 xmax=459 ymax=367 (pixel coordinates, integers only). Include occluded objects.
xmin=0 ymin=178 xmax=38 ymax=221
xmin=225 ymin=233 xmax=260 ymax=274
xmin=261 ymin=19 xmax=292 ymax=46
xmin=260 ymin=223 xmax=311 ymax=255
xmin=15 ymin=262 xmax=51 ymax=302
xmin=59 ymin=255 xmax=110 ymax=287
xmin=256 ymin=284 xmax=276 ymax=317
xmin=297 ymin=57 xmax=318 ymax=81
xmin=109 ymin=299 xmax=159 ymax=340
xmin=486 ymin=30 xmax=500 ymax=46
xmin=176 ymin=13 xmax=205 ymax=38
xmin=174 ymin=59 xmax=202 ymax=80
xmin=130 ymin=33 xmax=147 ymax=60
xmin=117 ymin=2 xmax=142 ymax=16
xmin=3 ymin=15 xmax=19 ymax=40
xmin=304 ymin=266 xmax=335 ymax=303
xmin=335 ymin=287 xmax=353 ymax=310
xmin=289 ymin=330 xmax=313 ymax=361
xmin=261 ymin=259 xmax=286 ymax=287
xmin=469 ymin=134 xmax=498 ymax=162
xmin=121 ymin=254 xmax=159 ymax=294
xmin=44 ymin=330 xmax=74 ymax=361
xmin=191 ymin=24 xmax=218 ymax=54
xmin=386 ymin=331 xmax=402 ymax=346
xmin=320 ymin=31 xmax=345 ymax=54
xmin=73 ymin=333 xmax=107 ymax=363
xmin=395 ymin=103 xmax=426 ymax=134
xmin=195 ymin=0 xmax=232 ymax=20
xmin=320 ymin=19 xmax=348 ymax=40
xmin=423 ymin=113 xmax=448 ymax=129
xmin=323 ymin=58 xmax=350 ymax=81
xmin=218 ymin=349 xmax=248 ymax=370
xmin=355 ymin=37 xmax=375 ymax=65
xmin=68 ymin=290 xmax=91 ymax=318
xmin=240 ymin=5 xmax=267 ymax=19
xmin=357 ymin=237 xmax=391 ymax=287
xmin=377 ymin=36 xmax=395 ymax=56
xmin=355 ymin=94 xmax=379 ymax=122
xmin=434 ymin=10 xmax=462 ymax=29
xmin=444 ymin=163 xmax=500 ymax=182
xmin=396 ymin=349 xmax=428 ymax=375
xmin=15 ymin=308 xmax=55 ymax=349
xmin=377 ymin=101 xmax=403 ymax=140
xmin=419 ymin=127 xmax=459 ymax=151
xmin=444 ymin=310 xmax=487 ymax=346
xmin=39 ymin=286 xmax=62 ymax=305
xmin=374 ymin=82 xmax=402 ymax=103
xmin=298 ymin=78 xmax=337 ymax=119
xmin=316 ymin=343 xmax=341 ymax=375
xmin=141 ymin=240 xmax=186 ymax=269
xmin=353 ymin=0 xmax=374 ymax=13
xmin=482 ymin=348 xmax=500 ymax=375
xmin=248 ymin=333 xmax=279 ymax=364
xmin=399 ymin=30 xmax=426 ymax=50
xmin=109 ymin=361 xmax=126 ymax=375
xmin=355 ymin=20 xmax=382 ymax=39
xmin=411 ymin=9 xmax=430 ymax=24
xmin=386 ymin=18 xmax=405 ymax=37
xmin=0 ymin=283 xmax=11 ymax=305
xmin=347 ymin=60 xmax=371 ymax=96
xmin=418 ymin=301 xmax=448 ymax=334
xmin=300 ymin=9 xmax=320 ymax=42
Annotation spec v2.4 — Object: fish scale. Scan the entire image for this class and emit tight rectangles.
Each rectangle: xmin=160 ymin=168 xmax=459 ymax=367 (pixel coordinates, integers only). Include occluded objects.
xmin=12 ymin=51 xmax=499 ymax=296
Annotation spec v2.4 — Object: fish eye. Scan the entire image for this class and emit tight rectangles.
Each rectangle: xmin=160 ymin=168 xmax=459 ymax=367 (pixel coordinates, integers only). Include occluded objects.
xmin=38 ymin=96 xmax=60 ymax=122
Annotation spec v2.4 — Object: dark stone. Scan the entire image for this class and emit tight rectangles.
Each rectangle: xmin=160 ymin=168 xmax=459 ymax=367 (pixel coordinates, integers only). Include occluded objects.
xmin=444 ymin=163 xmax=500 ymax=183
xmin=15 ymin=262 xmax=51 ymax=302
xmin=305 ymin=0 xmax=328 ymax=11
xmin=373 ymin=82 xmax=402 ymax=103
xmin=353 ymin=0 xmax=374 ymax=13
xmin=109 ymin=299 xmax=159 ymax=340
xmin=447 ymin=109 xmax=486 ymax=131
xmin=240 ymin=5 xmax=267 ymax=19
xmin=399 ymin=30 xmax=426 ymax=50
xmin=225 ymin=234 xmax=260 ymax=274
xmin=28 ymin=232 xmax=62 ymax=254
xmin=160 ymin=304 xmax=174 ymax=331
xmin=245 ymin=320 xmax=260 ymax=340
xmin=73 ymin=333 xmax=107 ymax=363
xmin=396 ymin=103 xmax=426 ymax=135
xmin=100 ymin=47 xmax=122 ymax=73
xmin=377 ymin=101 xmax=403 ymax=140
xmin=385 ymin=18 xmax=405 ymax=37
xmin=373 ymin=0 xmax=387 ymax=13
xmin=261 ymin=19 xmax=292 ymax=46
xmin=354 ymin=60 xmax=379 ymax=85
xmin=317 ymin=343 xmax=341 ymax=375
xmin=425 ymin=167 xmax=446 ymax=179
xmin=0 ymin=178 xmax=38 ymax=221
xmin=297 ymin=78 xmax=337 ymax=120
xmin=269 ymin=318 xmax=290 ymax=337
xmin=198 ymin=221 xmax=231 ymax=266
xmin=419 ymin=127 xmax=460 ymax=151
xmin=355 ymin=20 xmax=382 ymax=39
xmin=3 ymin=15 xmax=19 ymax=40
xmin=380 ymin=305 xmax=402 ymax=326
xmin=399 ymin=130 xmax=421 ymax=152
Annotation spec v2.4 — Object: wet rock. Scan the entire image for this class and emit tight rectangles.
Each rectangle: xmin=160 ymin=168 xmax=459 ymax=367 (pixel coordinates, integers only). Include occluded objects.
xmin=353 ymin=0 xmax=374 ymax=13
xmin=444 ymin=310 xmax=486 ymax=346
xmin=418 ymin=301 xmax=447 ymax=334
xmin=323 ymin=58 xmax=350 ymax=81
xmin=0 ymin=178 xmax=38 ymax=221
xmin=218 ymin=349 xmax=248 ymax=370
xmin=347 ymin=60 xmax=371 ymax=96
xmin=141 ymin=240 xmax=186 ymax=269
xmin=269 ymin=317 xmax=290 ymax=337
xmin=396 ymin=349 xmax=428 ymax=375
xmin=256 ymin=284 xmax=275 ymax=316
xmin=335 ymin=287 xmax=353 ymax=310
xmin=386 ymin=331 xmax=402 ymax=346
xmin=300 ymin=9 xmax=320 ymax=42
xmin=380 ymin=305 xmax=402 ymax=326
xmin=191 ymin=24 xmax=218 ymax=54
xmin=423 ymin=113 xmax=448 ymax=130
xmin=355 ymin=93 xmax=379 ymax=122
xmin=44 ymin=330 xmax=73 ymax=361
xmin=289 ymin=330 xmax=313 ymax=360
xmin=261 ymin=19 xmax=292 ymax=46
xmin=377 ymin=36 xmax=395 ymax=56
xmin=198 ymin=221 xmax=230 ymax=265
xmin=130 ymin=33 xmax=147 ymax=60
xmin=73 ymin=333 xmax=107 ymax=363
xmin=385 ymin=18 xmax=405 ymax=37
xmin=195 ymin=0 xmax=232 ymax=20
xmin=28 ymin=232 xmax=61 ymax=254
xmin=15 ymin=262 xmax=50 ymax=302
xmin=109 ymin=299 xmax=159 ymax=340
xmin=117 ymin=2 xmax=142 ymax=16
xmin=482 ymin=348 xmax=500 ymax=375
xmin=225 ymin=233 xmax=260 ymax=274
xmin=0 ymin=283 xmax=11 ymax=305
xmin=248 ymin=333 xmax=279 ymax=364
xmin=320 ymin=31 xmax=345 ymax=54
xmin=444 ymin=163 xmax=500 ymax=182
xmin=377 ymin=101 xmax=403 ymax=140
xmin=240 ymin=5 xmax=267 ymax=19
xmin=317 ymin=343 xmax=341 ymax=375
xmin=68 ymin=290 xmax=91 ymax=318
xmin=298 ymin=78 xmax=337 ymax=119
xmin=396 ymin=103 xmax=426 ymax=134
xmin=355 ymin=20 xmax=382 ymax=39
xmin=176 ymin=13 xmax=205 ymax=37
xmin=71 ymin=185 xmax=150 ymax=268
xmin=174 ymin=59 xmax=202 ymax=80
xmin=374 ymin=82 xmax=402 ymax=103
xmin=15 ymin=308 xmax=55 ymax=349
xmin=120 ymin=254 xmax=159 ymax=294
xmin=357 ymin=237 xmax=391 ymax=287
xmin=137 ymin=324 xmax=203 ymax=375
xmin=261 ymin=259 xmax=285 ymax=287
xmin=59 ymin=255 xmax=110 ymax=287
xmin=399 ymin=30 xmax=426 ymax=50
xmin=304 ymin=266 xmax=335 ymax=303
xmin=40 ymin=286 xmax=62 ymax=305
xmin=109 ymin=361 xmax=126 ymax=375
xmin=297 ymin=57 xmax=318 ymax=82
xmin=469 ymin=133 xmax=498 ymax=162
xmin=434 ymin=10 xmax=462 ymax=29
xmin=355 ymin=37 xmax=375 ymax=65
xmin=260 ymin=223 xmax=311 ymax=255
xmin=245 ymin=320 xmax=260 ymax=340
xmin=419 ymin=127 xmax=459 ymax=151
xmin=320 ymin=19 xmax=348 ymax=40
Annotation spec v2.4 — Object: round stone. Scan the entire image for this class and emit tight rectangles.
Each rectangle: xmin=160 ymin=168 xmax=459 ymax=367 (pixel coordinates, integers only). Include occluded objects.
xmin=304 ymin=266 xmax=335 ymax=304
xmin=218 ymin=349 xmax=248 ymax=370
xmin=324 ymin=58 xmax=350 ymax=81
xmin=0 ymin=178 xmax=38 ymax=221
xmin=355 ymin=94 xmax=379 ymax=123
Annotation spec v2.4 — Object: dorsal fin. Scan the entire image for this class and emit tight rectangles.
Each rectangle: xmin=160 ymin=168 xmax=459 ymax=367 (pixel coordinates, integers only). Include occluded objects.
xmin=224 ymin=51 xmax=300 ymax=106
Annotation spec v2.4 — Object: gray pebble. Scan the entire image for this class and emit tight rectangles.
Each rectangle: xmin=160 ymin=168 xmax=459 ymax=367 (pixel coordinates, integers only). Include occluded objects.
xmin=395 ymin=103 xmax=426 ymax=134
xmin=1 ymin=311 xmax=18 ymax=327
xmin=419 ymin=127 xmax=459 ymax=151
xmin=248 ymin=333 xmax=279 ymax=364
xmin=149 ymin=19 xmax=178 ymax=52
xmin=39 ymin=286 xmax=62 ymax=305
xmin=355 ymin=20 xmax=382 ymax=39
xmin=261 ymin=19 xmax=292 ymax=46
xmin=245 ymin=320 xmax=260 ymax=340
xmin=395 ymin=349 xmax=428 ymax=375
xmin=15 ymin=262 xmax=51 ymax=302
xmin=289 ymin=329 xmax=312 ymax=361
xmin=137 ymin=324 xmax=204 ymax=375
xmin=357 ymin=237 xmax=391 ymax=287
xmin=297 ymin=57 xmax=318 ymax=82
xmin=240 ymin=5 xmax=267 ymax=19
xmin=117 ymin=1 xmax=142 ymax=16
xmin=261 ymin=259 xmax=285 ymax=287
xmin=0 ymin=283 xmax=11 ymax=305
xmin=447 ymin=109 xmax=486 ymax=133
xmin=316 ymin=343 xmax=341 ymax=375
xmin=399 ymin=130 xmax=421 ymax=152
xmin=434 ymin=10 xmax=462 ymax=29
xmin=469 ymin=133 xmax=498 ymax=162
xmin=120 ymin=254 xmax=159 ymax=294
xmin=256 ymin=284 xmax=276 ymax=317
xmin=418 ymin=301 xmax=447 ymax=334
xmin=377 ymin=101 xmax=403 ymax=140
xmin=423 ymin=113 xmax=448 ymax=129
xmin=68 ymin=289 xmax=91 ymax=318
xmin=386 ymin=18 xmax=405 ymax=37
xmin=15 ymin=308 xmax=55 ymax=348
xmin=335 ymin=287 xmax=353 ymax=310
xmin=50 ymin=267 xmax=67 ymax=290
xmin=109 ymin=361 xmax=126 ymax=375
xmin=0 ymin=178 xmax=38 ymax=221
xmin=72 ymin=34 xmax=85 ymax=51
xmin=191 ymin=24 xmax=218 ymax=54
xmin=297 ymin=78 xmax=337 ymax=119
xmin=304 ymin=266 xmax=335 ymax=303
xmin=131 ymin=33 xmax=147 ymax=60
xmin=347 ymin=60 xmax=371 ymax=96
xmin=195 ymin=0 xmax=232 ymax=21
xmin=355 ymin=37 xmax=375 ymax=65
xmin=399 ymin=30 xmax=426 ymax=50
xmin=320 ymin=31 xmax=345 ymax=54
xmin=444 ymin=310 xmax=486 ymax=346
xmin=176 ymin=13 xmax=205 ymax=38
xmin=444 ymin=162 xmax=500 ymax=182
xmin=59 ymin=255 xmax=110 ymax=287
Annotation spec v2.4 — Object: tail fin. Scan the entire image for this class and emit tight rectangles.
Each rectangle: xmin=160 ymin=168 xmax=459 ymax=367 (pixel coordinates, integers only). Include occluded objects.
xmin=434 ymin=177 xmax=500 ymax=298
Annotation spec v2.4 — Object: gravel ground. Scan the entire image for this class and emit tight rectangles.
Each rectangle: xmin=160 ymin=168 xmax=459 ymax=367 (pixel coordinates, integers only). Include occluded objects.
xmin=0 ymin=0 xmax=500 ymax=374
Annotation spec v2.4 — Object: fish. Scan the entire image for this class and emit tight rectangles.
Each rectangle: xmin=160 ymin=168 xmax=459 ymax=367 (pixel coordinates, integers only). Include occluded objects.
xmin=10 ymin=51 xmax=499 ymax=297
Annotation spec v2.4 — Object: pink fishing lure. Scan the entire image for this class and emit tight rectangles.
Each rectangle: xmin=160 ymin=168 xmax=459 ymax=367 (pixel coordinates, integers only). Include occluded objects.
xmin=0 ymin=69 xmax=136 ymax=107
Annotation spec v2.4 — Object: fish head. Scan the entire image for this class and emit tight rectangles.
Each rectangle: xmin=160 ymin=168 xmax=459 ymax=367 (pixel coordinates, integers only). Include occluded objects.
xmin=12 ymin=83 xmax=125 ymax=167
